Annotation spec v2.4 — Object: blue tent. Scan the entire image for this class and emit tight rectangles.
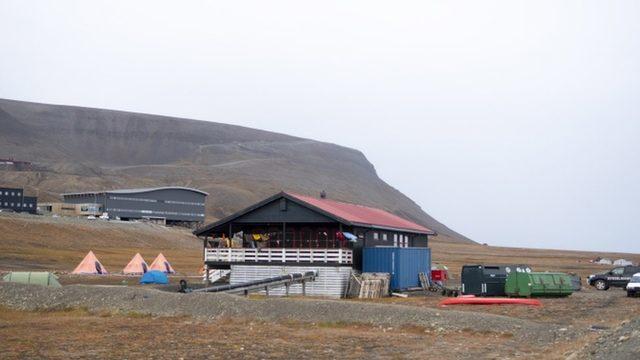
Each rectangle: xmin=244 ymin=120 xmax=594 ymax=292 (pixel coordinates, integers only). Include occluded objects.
xmin=139 ymin=270 xmax=169 ymax=285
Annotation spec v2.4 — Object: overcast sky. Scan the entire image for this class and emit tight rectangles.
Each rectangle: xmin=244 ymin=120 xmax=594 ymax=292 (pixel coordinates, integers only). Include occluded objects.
xmin=1 ymin=1 xmax=639 ymax=252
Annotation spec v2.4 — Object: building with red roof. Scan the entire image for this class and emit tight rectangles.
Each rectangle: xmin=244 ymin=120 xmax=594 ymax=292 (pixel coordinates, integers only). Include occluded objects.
xmin=195 ymin=191 xmax=434 ymax=271
xmin=194 ymin=191 xmax=435 ymax=297
xmin=287 ymin=193 xmax=434 ymax=234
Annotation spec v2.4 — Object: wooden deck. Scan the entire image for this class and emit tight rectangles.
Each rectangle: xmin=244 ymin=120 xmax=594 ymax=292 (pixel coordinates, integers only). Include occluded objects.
xmin=204 ymin=248 xmax=353 ymax=265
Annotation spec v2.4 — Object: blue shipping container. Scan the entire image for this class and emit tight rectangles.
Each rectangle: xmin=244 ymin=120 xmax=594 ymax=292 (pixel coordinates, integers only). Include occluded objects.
xmin=362 ymin=247 xmax=431 ymax=290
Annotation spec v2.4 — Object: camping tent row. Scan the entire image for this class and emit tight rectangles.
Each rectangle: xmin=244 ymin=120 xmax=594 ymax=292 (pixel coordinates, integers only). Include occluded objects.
xmin=594 ymin=258 xmax=635 ymax=266
xmin=2 ymin=271 xmax=168 ymax=287
xmin=71 ymin=251 xmax=175 ymax=275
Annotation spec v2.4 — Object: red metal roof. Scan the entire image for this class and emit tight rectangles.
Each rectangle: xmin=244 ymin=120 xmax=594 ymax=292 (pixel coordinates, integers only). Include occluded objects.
xmin=288 ymin=193 xmax=434 ymax=234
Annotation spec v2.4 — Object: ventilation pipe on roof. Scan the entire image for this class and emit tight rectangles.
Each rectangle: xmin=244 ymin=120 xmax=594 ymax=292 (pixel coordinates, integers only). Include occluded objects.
xmin=320 ymin=190 xmax=327 ymax=199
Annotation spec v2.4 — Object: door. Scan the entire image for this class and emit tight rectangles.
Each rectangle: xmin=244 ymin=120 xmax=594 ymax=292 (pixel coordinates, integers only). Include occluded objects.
xmin=607 ymin=267 xmax=626 ymax=286
xmin=351 ymin=240 xmax=364 ymax=271
xmin=483 ymin=266 xmax=507 ymax=296
xmin=461 ymin=266 xmax=483 ymax=295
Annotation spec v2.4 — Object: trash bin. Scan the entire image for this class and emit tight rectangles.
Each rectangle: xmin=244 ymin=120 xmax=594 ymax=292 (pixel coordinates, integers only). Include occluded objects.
xmin=505 ymin=271 xmax=573 ymax=297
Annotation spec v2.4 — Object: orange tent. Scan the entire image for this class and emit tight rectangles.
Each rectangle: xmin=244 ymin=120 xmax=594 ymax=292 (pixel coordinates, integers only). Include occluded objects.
xmin=149 ymin=253 xmax=175 ymax=274
xmin=122 ymin=253 xmax=148 ymax=275
xmin=72 ymin=251 xmax=108 ymax=275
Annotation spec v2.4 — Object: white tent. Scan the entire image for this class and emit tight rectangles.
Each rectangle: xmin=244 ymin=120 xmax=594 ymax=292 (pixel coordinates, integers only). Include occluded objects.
xmin=597 ymin=258 xmax=613 ymax=265
xmin=613 ymin=259 xmax=633 ymax=266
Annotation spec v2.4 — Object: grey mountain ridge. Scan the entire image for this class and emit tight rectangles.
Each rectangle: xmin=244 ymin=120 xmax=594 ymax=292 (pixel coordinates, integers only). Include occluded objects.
xmin=0 ymin=98 xmax=472 ymax=244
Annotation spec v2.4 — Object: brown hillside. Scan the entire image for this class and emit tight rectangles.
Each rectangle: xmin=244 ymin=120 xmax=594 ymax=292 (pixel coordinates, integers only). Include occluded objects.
xmin=2 ymin=213 xmax=638 ymax=279
xmin=0 ymin=98 xmax=471 ymax=243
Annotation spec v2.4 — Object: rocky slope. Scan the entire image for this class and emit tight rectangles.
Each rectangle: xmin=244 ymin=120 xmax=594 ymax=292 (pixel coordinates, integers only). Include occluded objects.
xmin=0 ymin=98 xmax=471 ymax=243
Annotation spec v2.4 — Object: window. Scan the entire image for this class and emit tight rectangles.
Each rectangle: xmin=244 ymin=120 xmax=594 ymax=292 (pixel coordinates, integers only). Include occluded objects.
xmin=393 ymin=234 xmax=398 ymax=247
xmin=11 ymin=192 xmax=15 ymax=196
xmin=109 ymin=196 xmax=157 ymax=203
xmin=611 ymin=268 xmax=624 ymax=276
xmin=165 ymin=200 xmax=205 ymax=206
xmin=382 ymin=233 xmax=388 ymax=241
xmin=373 ymin=232 xmax=379 ymax=240
xmin=10 ymin=203 xmax=14 ymax=207
xmin=17 ymin=192 xmax=21 ymax=196
xmin=105 ymin=207 xmax=205 ymax=217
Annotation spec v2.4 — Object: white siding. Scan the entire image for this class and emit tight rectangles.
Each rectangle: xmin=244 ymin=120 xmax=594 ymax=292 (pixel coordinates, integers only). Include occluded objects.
xmin=230 ymin=265 xmax=353 ymax=298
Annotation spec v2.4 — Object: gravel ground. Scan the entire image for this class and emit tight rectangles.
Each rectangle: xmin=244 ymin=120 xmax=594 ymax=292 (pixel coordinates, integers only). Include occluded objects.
xmin=0 ymin=282 xmax=558 ymax=344
xmin=571 ymin=317 xmax=640 ymax=359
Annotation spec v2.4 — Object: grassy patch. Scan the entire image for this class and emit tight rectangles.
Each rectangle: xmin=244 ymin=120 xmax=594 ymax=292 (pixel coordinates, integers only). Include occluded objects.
xmin=124 ymin=311 xmax=153 ymax=319
xmin=315 ymin=321 xmax=355 ymax=329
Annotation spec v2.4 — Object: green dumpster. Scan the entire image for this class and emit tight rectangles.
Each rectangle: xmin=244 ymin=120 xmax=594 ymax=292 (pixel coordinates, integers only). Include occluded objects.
xmin=2 ymin=272 xmax=62 ymax=287
xmin=505 ymin=271 xmax=573 ymax=297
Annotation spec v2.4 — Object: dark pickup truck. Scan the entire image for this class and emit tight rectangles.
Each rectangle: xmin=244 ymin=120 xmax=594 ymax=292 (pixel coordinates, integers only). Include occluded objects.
xmin=588 ymin=266 xmax=640 ymax=291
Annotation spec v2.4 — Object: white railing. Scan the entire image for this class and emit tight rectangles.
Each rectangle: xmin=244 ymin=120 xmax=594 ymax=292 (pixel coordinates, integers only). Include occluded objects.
xmin=202 ymin=269 xmax=230 ymax=283
xmin=204 ymin=248 xmax=353 ymax=265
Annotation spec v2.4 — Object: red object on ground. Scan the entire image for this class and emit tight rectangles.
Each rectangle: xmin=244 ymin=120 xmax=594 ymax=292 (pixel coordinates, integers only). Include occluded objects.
xmin=438 ymin=297 xmax=542 ymax=307
xmin=431 ymin=269 xmax=448 ymax=282
xmin=289 ymin=193 xmax=435 ymax=234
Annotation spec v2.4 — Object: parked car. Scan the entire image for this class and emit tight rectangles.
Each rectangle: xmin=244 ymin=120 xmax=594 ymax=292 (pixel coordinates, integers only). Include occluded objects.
xmin=627 ymin=273 xmax=640 ymax=297
xmin=588 ymin=266 xmax=640 ymax=291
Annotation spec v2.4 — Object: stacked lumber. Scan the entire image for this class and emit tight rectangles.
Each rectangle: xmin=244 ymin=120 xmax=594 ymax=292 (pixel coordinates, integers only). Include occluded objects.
xmin=347 ymin=273 xmax=390 ymax=298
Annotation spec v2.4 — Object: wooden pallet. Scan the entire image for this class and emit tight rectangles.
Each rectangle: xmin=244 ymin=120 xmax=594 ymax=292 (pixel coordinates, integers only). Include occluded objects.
xmin=347 ymin=273 xmax=390 ymax=298
xmin=419 ymin=272 xmax=431 ymax=290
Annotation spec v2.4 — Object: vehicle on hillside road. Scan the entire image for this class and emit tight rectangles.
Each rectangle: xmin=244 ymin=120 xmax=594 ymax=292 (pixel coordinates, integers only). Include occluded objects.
xmin=588 ymin=266 xmax=640 ymax=291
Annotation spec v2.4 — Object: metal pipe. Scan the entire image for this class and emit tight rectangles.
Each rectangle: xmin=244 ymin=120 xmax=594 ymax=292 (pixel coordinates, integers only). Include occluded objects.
xmin=180 ymin=271 xmax=317 ymax=294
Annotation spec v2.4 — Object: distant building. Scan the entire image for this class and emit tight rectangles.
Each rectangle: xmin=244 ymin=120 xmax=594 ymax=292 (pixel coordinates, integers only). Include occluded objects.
xmin=0 ymin=158 xmax=33 ymax=171
xmin=38 ymin=202 xmax=102 ymax=217
xmin=62 ymin=187 xmax=208 ymax=226
xmin=0 ymin=187 xmax=37 ymax=214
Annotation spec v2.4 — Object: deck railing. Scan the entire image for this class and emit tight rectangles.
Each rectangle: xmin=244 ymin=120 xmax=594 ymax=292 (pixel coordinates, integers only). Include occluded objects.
xmin=204 ymin=248 xmax=353 ymax=265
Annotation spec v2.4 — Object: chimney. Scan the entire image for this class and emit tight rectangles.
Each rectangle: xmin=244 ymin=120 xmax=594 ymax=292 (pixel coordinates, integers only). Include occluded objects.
xmin=320 ymin=190 xmax=327 ymax=199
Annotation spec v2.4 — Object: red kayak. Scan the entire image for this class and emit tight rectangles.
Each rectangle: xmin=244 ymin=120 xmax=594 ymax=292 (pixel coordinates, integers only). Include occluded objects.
xmin=438 ymin=297 xmax=542 ymax=307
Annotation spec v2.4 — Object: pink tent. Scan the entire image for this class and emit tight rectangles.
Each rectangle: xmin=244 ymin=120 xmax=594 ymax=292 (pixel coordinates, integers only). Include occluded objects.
xmin=122 ymin=253 xmax=148 ymax=275
xmin=72 ymin=251 xmax=108 ymax=275
xmin=149 ymin=253 xmax=175 ymax=274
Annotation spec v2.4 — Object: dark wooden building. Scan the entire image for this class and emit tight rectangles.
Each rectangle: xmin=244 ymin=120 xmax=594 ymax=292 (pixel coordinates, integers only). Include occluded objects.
xmin=194 ymin=192 xmax=435 ymax=271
